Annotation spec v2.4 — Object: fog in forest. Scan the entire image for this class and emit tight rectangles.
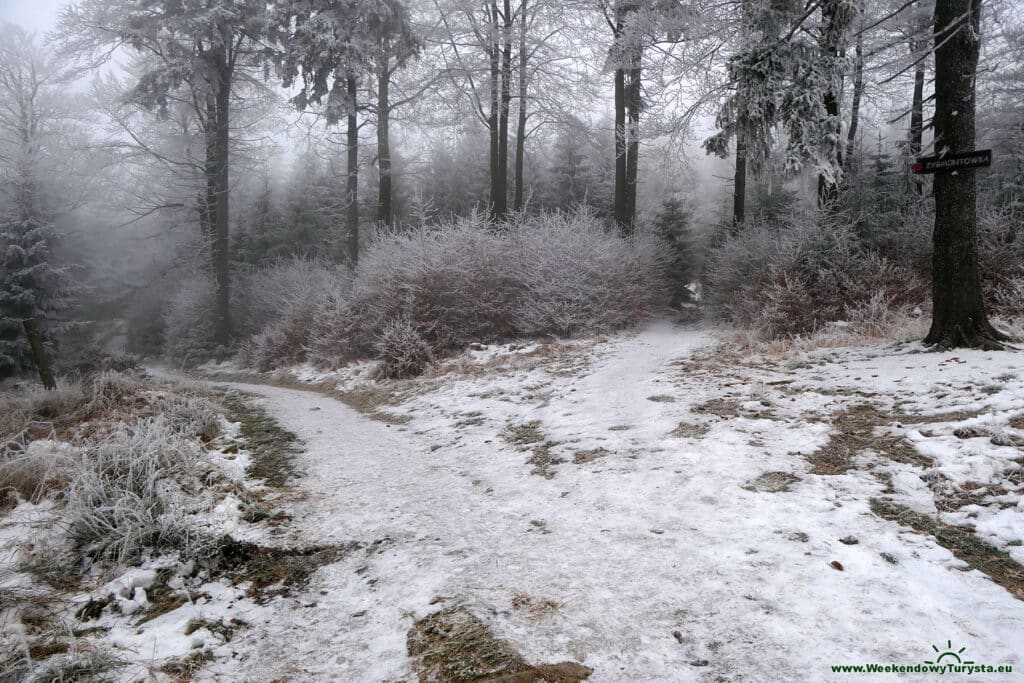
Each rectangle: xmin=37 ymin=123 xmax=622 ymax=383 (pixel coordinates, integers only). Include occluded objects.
xmin=1 ymin=0 xmax=1024 ymax=679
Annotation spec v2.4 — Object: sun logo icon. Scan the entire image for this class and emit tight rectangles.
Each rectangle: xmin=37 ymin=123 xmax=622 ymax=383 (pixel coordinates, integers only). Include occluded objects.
xmin=924 ymin=641 xmax=975 ymax=666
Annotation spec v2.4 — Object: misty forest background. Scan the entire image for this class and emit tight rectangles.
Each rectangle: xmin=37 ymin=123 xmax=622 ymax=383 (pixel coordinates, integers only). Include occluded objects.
xmin=2 ymin=0 xmax=1024 ymax=383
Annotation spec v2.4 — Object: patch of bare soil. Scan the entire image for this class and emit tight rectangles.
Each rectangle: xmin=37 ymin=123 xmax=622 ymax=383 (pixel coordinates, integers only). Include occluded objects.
xmin=510 ymin=592 xmax=563 ymax=618
xmin=808 ymin=404 xmax=932 ymax=475
xmin=692 ymin=397 xmax=778 ymax=420
xmin=572 ymin=448 xmax=610 ymax=465
xmin=668 ymin=421 xmax=709 ymax=439
xmin=199 ymin=535 xmax=362 ymax=603
xmin=407 ymin=606 xmax=591 ymax=683
xmin=870 ymin=499 xmax=1024 ymax=600
xmin=503 ymin=421 xmax=564 ymax=478
xmin=742 ymin=472 xmax=801 ymax=493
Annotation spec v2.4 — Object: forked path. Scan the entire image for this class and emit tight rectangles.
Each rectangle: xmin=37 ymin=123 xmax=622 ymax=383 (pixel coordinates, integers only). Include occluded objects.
xmin=207 ymin=324 xmax=1024 ymax=682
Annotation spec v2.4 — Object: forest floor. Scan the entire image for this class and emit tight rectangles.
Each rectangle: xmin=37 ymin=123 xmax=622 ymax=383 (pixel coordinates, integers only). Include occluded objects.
xmin=191 ymin=321 xmax=1024 ymax=682
xmin=4 ymin=321 xmax=1024 ymax=682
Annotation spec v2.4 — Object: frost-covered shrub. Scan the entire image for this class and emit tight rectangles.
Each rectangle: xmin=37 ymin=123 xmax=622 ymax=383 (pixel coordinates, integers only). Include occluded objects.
xmin=510 ymin=211 xmax=667 ymax=334
xmin=704 ymin=214 xmax=925 ymax=339
xmin=66 ymin=417 xmax=199 ymax=564
xmin=238 ymin=258 xmax=352 ymax=336
xmin=374 ymin=318 xmax=435 ymax=379
xmin=258 ymin=208 xmax=669 ymax=371
xmin=979 ymin=210 xmax=1024 ymax=317
xmin=334 ymin=213 xmax=521 ymax=357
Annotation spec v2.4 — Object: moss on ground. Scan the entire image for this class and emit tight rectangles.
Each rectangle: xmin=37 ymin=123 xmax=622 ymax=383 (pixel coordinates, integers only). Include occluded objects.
xmin=219 ymin=392 xmax=301 ymax=487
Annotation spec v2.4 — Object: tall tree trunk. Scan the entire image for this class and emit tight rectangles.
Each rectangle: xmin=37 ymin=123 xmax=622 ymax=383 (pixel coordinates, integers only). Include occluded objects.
xmin=844 ymin=33 xmax=863 ymax=172
xmin=613 ymin=66 xmax=627 ymax=230
xmin=377 ymin=50 xmax=393 ymax=226
xmin=202 ymin=92 xmax=217 ymax=259
xmin=212 ymin=60 xmax=231 ymax=347
xmin=494 ymin=0 xmax=512 ymax=219
xmin=488 ymin=0 xmax=501 ymax=221
xmin=924 ymin=0 xmax=1006 ymax=349
xmin=733 ymin=132 xmax=746 ymax=227
xmin=22 ymin=318 xmax=54 ymax=390
xmin=346 ymin=76 xmax=360 ymax=265
xmin=623 ymin=63 xmax=641 ymax=234
xmin=513 ymin=0 xmax=528 ymax=212
xmin=908 ymin=43 xmax=927 ymax=194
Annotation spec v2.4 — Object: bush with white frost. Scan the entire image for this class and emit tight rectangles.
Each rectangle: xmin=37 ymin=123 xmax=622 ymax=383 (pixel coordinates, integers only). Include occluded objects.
xmin=374 ymin=318 xmax=435 ymax=379
xmin=253 ymin=209 xmax=668 ymax=373
xmin=704 ymin=214 xmax=925 ymax=339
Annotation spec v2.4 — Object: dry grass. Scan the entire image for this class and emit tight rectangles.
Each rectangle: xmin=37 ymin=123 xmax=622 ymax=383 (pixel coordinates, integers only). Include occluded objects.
xmin=870 ymin=498 xmax=1024 ymax=600
xmin=208 ymin=372 xmax=416 ymax=425
xmin=921 ymin=472 xmax=1010 ymax=513
xmin=572 ymin=447 xmax=610 ymax=465
xmin=668 ymin=421 xmax=709 ymax=439
xmin=510 ymin=592 xmax=563 ymax=618
xmin=201 ymin=535 xmax=360 ymax=603
xmin=502 ymin=421 xmax=564 ymax=478
xmin=525 ymin=444 xmax=564 ymax=479
xmin=161 ymin=648 xmax=215 ymax=681
xmin=407 ymin=605 xmax=591 ymax=683
xmin=503 ymin=421 xmax=544 ymax=448
xmin=218 ymin=392 xmax=300 ymax=487
xmin=808 ymin=404 xmax=933 ymax=475
xmin=742 ymin=471 xmax=801 ymax=493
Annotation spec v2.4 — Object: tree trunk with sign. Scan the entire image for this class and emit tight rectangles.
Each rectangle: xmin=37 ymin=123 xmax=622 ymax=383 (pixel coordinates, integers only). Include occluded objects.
xmin=923 ymin=0 xmax=1008 ymax=349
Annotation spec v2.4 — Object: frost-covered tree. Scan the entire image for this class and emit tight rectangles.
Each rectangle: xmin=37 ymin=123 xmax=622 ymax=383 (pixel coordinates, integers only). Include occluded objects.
xmin=276 ymin=0 xmax=420 ymax=263
xmin=924 ymin=0 xmax=1007 ymax=349
xmin=0 ymin=25 xmax=77 ymax=386
xmin=59 ymin=0 xmax=272 ymax=347
xmin=601 ymin=0 xmax=691 ymax=233
xmin=705 ymin=0 xmax=859 ymax=212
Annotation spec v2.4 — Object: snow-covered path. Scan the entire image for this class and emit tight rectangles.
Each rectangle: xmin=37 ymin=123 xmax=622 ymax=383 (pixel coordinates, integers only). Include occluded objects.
xmin=208 ymin=324 xmax=1024 ymax=682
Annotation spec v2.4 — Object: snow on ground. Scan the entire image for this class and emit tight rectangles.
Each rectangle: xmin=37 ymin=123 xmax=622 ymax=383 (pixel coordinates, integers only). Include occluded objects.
xmin=198 ymin=321 xmax=1024 ymax=682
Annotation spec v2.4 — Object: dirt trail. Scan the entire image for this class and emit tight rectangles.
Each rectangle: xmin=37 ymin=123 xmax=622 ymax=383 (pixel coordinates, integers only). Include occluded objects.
xmin=203 ymin=325 xmax=1024 ymax=682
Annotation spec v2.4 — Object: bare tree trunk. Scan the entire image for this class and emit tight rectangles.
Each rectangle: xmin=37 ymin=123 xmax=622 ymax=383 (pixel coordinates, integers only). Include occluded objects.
xmin=623 ymin=64 xmax=640 ymax=234
xmin=488 ymin=0 xmax=501 ymax=221
xmin=212 ymin=60 xmax=231 ymax=347
xmin=908 ymin=45 xmax=926 ymax=194
xmin=377 ymin=49 xmax=393 ymax=226
xmin=22 ymin=318 xmax=55 ymax=390
xmin=202 ymin=92 xmax=217 ymax=260
xmin=346 ymin=75 xmax=360 ymax=265
xmin=513 ymin=0 xmax=528 ymax=212
xmin=844 ymin=33 xmax=863 ymax=171
xmin=924 ymin=0 xmax=1006 ymax=349
xmin=733 ymin=133 xmax=746 ymax=227
xmin=613 ymin=65 xmax=627 ymax=231
xmin=494 ymin=0 xmax=512 ymax=219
